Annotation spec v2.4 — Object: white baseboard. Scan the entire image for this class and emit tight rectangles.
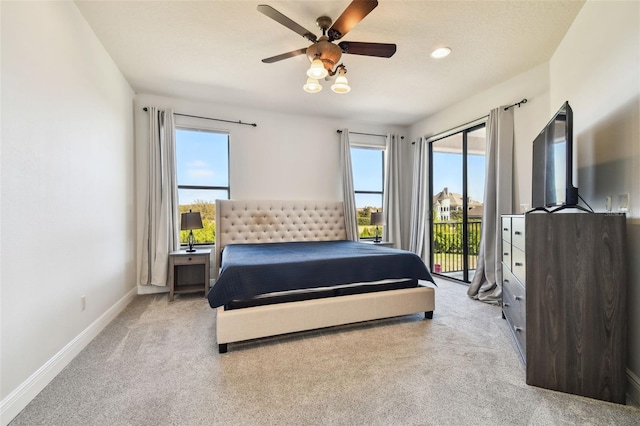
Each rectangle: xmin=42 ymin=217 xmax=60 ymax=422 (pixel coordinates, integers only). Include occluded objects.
xmin=628 ymin=368 xmax=640 ymax=405
xmin=0 ymin=287 xmax=137 ymax=426
xmin=137 ymin=281 xmax=214 ymax=295
xmin=137 ymin=284 xmax=169 ymax=295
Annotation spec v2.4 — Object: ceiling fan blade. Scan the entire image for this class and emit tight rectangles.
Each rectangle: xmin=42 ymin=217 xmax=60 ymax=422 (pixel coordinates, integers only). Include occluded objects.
xmin=257 ymin=5 xmax=317 ymax=42
xmin=328 ymin=0 xmax=378 ymax=41
xmin=261 ymin=48 xmax=308 ymax=63
xmin=338 ymin=41 xmax=396 ymax=58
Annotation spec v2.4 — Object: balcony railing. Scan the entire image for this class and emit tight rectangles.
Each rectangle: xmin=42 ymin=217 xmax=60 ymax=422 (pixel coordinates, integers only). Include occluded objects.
xmin=432 ymin=220 xmax=482 ymax=276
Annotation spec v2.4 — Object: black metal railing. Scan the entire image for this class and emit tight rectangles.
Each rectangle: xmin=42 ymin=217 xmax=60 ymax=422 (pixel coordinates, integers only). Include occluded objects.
xmin=432 ymin=220 xmax=482 ymax=274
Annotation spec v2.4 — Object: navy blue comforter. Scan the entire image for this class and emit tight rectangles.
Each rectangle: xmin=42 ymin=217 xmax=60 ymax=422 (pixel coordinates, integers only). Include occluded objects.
xmin=207 ymin=240 xmax=434 ymax=308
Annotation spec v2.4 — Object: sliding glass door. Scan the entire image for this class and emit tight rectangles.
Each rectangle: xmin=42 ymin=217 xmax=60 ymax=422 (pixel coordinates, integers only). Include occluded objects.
xmin=429 ymin=124 xmax=486 ymax=283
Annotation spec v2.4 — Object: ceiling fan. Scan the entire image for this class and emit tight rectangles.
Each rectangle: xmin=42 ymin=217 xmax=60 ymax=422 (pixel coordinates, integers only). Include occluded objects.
xmin=257 ymin=0 xmax=396 ymax=93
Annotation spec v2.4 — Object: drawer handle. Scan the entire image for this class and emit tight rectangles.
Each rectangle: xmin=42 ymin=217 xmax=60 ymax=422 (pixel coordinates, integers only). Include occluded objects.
xmin=514 ymin=231 xmax=522 ymax=235
xmin=503 ymin=228 xmax=509 ymax=231
xmin=514 ymin=326 xmax=523 ymax=333
xmin=504 ymin=279 xmax=509 ymax=283
xmin=503 ymin=303 xmax=510 ymax=308
xmin=188 ymin=257 xmax=192 ymax=261
xmin=515 ymin=262 xmax=523 ymax=266
xmin=514 ymin=295 xmax=523 ymax=301
xmin=503 ymin=252 xmax=509 ymax=256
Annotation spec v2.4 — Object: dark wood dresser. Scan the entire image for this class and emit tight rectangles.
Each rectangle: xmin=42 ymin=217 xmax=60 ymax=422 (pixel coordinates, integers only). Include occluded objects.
xmin=502 ymin=212 xmax=627 ymax=404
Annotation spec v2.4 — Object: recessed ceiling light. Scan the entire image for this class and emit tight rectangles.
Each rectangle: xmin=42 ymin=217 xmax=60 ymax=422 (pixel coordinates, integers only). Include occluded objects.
xmin=431 ymin=47 xmax=452 ymax=59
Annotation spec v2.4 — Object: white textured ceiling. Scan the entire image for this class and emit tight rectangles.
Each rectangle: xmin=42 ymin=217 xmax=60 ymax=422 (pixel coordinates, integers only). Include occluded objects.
xmin=75 ymin=0 xmax=584 ymax=126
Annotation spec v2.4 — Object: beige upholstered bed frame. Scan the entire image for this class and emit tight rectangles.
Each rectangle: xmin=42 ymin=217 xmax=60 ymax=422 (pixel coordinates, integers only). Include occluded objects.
xmin=214 ymin=199 xmax=435 ymax=352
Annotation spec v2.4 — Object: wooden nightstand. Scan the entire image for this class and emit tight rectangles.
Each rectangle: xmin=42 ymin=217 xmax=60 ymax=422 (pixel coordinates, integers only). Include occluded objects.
xmin=168 ymin=249 xmax=211 ymax=301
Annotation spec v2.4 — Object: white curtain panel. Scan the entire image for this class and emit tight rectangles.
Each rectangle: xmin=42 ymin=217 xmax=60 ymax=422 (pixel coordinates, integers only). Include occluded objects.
xmin=468 ymin=106 xmax=514 ymax=302
xmin=139 ymin=107 xmax=180 ymax=286
xmin=340 ymin=129 xmax=359 ymax=241
xmin=383 ymin=134 xmax=403 ymax=248
xmin=408 ymin=137 xmax=428 ymax=258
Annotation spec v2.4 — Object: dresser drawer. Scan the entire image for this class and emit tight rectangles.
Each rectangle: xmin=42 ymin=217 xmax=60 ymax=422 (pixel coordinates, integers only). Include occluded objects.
xmin=503 ymin=270 xmax=526 ymax=358
xmin=172 ymin=254 xmax=208 ymax=265
xmin=503 ymin=268 xmax=526 ymax=312
xmin=502 ymin=239 xmax=512 ymax=268
xmin=512 ymin=246 xmax=526 ymax=285
xmin=512 ymin=216 xmax=525 ymax=251
xmin=502 ymin=217 xmax=512 ymax=244
xmin=503 ymin=284 xmax=526 ymax=334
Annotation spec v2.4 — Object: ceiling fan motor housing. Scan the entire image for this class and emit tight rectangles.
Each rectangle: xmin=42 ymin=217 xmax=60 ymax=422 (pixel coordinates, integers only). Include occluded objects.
xmin=306 ymin=37 xmax=343 ymax=71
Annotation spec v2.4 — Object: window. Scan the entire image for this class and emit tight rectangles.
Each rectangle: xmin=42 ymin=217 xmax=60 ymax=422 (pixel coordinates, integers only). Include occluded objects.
xmin=175 ymin=128 xmax=229 ymax=245
xmin=351 ymin=146 xmax=384 ymax=239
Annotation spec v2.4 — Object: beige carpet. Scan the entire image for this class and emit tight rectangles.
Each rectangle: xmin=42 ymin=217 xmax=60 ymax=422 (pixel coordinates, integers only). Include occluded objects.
xmin=10 ymin=279 xmax=640 ymax=425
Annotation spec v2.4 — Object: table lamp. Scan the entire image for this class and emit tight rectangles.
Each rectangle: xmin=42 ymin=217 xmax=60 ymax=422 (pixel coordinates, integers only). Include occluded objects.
xmin=370 ymin=211 xmax=385 ymax=243
xmin=181 ymin=210 xmax=203 ymax=252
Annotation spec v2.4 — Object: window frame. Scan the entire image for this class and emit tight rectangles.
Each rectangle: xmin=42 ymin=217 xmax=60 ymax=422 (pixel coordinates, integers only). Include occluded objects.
xmin=175 ymin=125 xmax=230 ymax=247
xmin=350 ymin=145 xmax=385 ymax=241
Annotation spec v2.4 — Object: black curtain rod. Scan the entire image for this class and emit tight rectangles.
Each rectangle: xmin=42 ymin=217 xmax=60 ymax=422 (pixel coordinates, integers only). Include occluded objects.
xmin=143 ymin=107 xmax=257 ymax=127
xmin=411 ymin=98 xmax=528 ymax=144
xmin=412 ymin=115 xmax=488 ymax=145
xmin=336 ymin=130 xmax=404 ymax=140
xmin=504 ymin=98 xmax=528 ymax=111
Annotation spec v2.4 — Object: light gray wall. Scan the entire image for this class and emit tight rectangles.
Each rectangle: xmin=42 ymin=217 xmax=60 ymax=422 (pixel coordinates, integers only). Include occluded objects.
xmin=1 ymin=0 xmax=135 ymax=421
xmin=549 ymin=0 xmax=640 ymax=393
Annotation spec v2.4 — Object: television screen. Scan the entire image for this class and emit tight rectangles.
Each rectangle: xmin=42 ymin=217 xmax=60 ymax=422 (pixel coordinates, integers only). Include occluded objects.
xmin=547 ymin=112 xmax=568 ymax=205
xmin=531 ymin=102 xmax=578 ymax=210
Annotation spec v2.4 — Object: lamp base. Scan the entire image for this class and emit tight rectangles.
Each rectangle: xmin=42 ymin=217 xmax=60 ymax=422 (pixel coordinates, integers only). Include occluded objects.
xmin=186 ymin=231 xmax=196 ymax=252
xmin=374 ymin=226 xmax=381 ymax=243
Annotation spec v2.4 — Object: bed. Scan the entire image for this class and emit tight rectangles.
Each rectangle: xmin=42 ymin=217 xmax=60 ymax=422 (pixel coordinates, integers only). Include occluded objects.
xmin=209 ymin=199 xmax=436 ymax=353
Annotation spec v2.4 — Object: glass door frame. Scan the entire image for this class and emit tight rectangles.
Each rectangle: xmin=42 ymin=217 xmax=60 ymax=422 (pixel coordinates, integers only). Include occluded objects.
xmin=428 ymin=122 xmax=486 ymax=283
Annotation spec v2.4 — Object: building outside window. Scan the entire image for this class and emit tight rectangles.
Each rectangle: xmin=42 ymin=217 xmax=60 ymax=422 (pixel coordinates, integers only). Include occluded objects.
xmin=175 ymin=127 xmax=229 ymax=245
xmin=351 ymin=146 xmax=384 ymax=240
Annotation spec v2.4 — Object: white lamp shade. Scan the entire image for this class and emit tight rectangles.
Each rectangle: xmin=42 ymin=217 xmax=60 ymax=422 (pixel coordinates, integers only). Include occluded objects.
xmin=303 ymin=77 xmax=322 ymax=93
xmin=307 ymin=58 xmax=328 ymax=79
xmin=331 ymin=70 xmax=350 ymax=94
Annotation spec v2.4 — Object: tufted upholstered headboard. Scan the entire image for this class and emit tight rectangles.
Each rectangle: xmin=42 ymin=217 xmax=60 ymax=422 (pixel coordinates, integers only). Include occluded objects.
xmin=214 ymin=199 xmax=348 ymax=278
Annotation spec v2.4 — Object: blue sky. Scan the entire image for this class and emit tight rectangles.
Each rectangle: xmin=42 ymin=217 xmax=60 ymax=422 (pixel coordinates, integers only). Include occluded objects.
xmin=433 ymin=152 xmax=486 ymax=202
xmin=175 ymin=129 xmax=229 ymax=205
xmin=351 ymin=147 xmax=383 ymax=208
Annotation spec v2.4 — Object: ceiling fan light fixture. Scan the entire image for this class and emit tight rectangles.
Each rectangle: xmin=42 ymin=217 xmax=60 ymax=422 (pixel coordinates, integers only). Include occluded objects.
xmin=331 ymin=67 xmax=351 ymax=94
xmin=307 ymin=58 xmax=329 ymax=79
xmin=303 ymin=77 xmax=323 ymax=93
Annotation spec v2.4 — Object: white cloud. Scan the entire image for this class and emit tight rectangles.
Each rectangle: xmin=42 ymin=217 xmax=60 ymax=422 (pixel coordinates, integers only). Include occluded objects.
xmin=188 ymin=160 xmax=209 ymax=168
xmin=188 ymin=169 xmax=214 ymax=178
xmin=186 ymin=160 xmax=214 ymax=179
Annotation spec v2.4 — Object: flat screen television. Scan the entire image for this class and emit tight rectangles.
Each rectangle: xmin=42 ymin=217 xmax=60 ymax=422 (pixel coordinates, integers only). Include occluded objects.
xmin=531 ymin=101 xmax=579 ymax=211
